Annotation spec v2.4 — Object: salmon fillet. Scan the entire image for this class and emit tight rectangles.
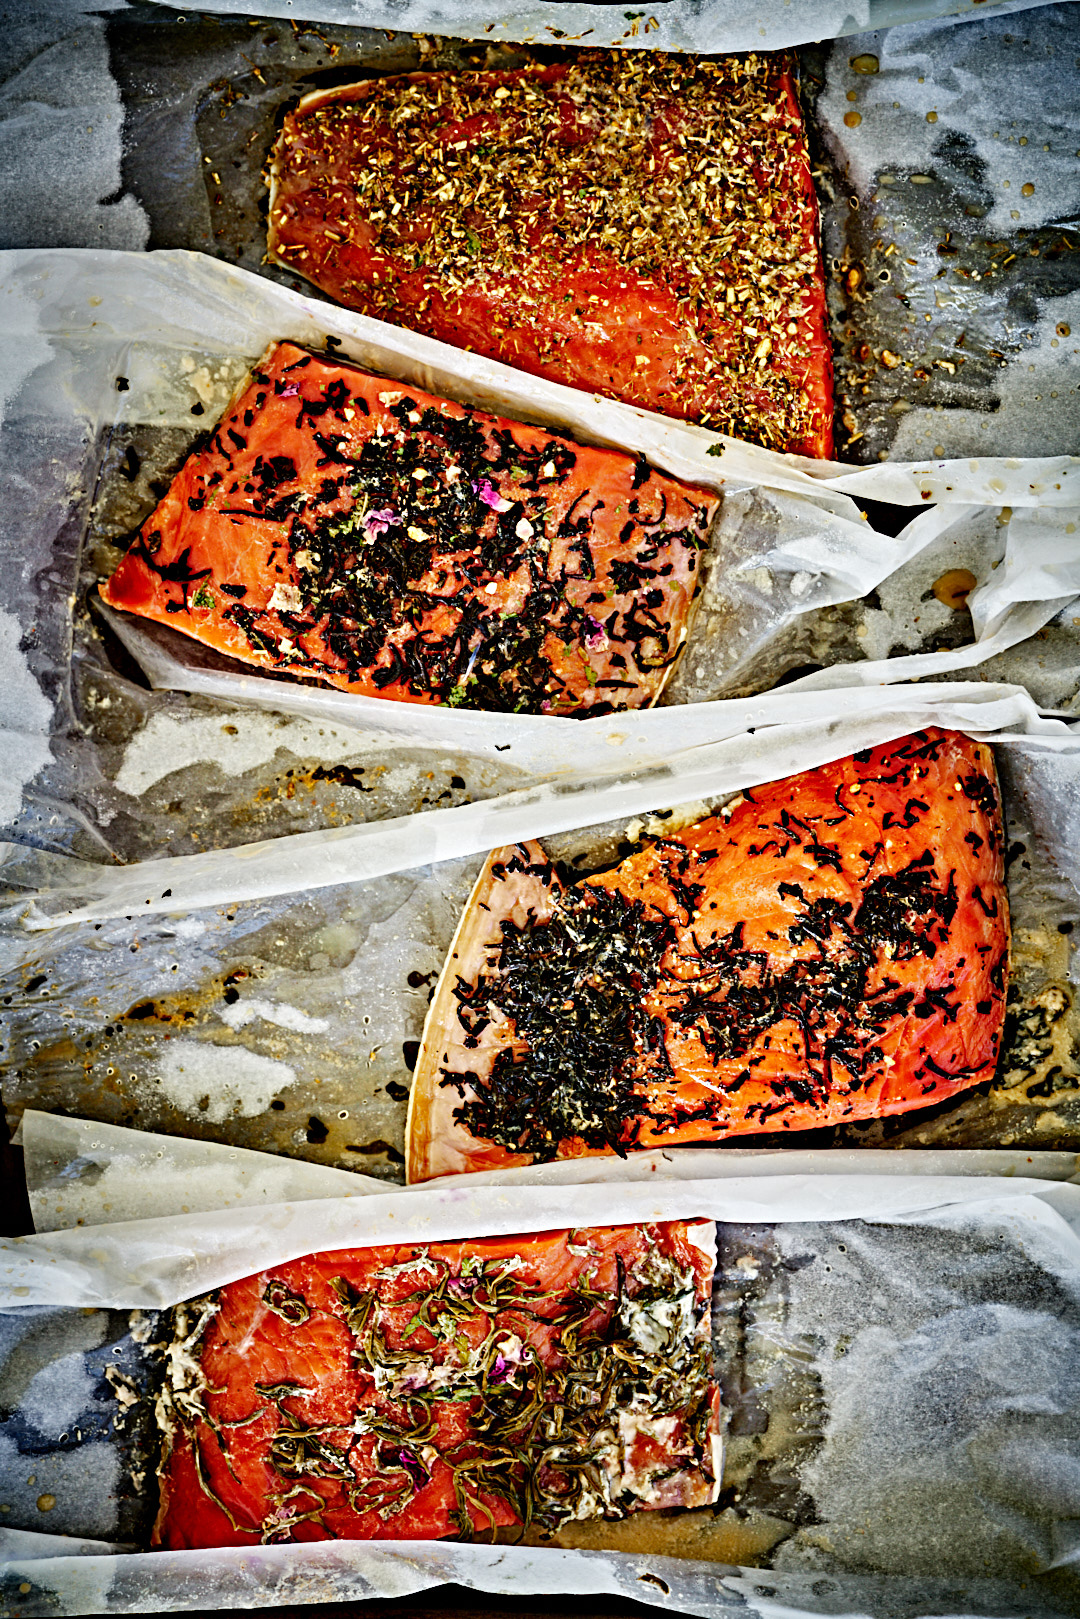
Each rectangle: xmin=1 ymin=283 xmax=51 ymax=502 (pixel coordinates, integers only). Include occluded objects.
xmin=407 ymin=729 xmax=1009 ymax=1181
xmin=153 ymin=1221 xmax=722 ymax=1549
xmin=267 ymin=52 xmax=834 ymax=457
xmin=100 ymin=342 xmax=718 ymax=715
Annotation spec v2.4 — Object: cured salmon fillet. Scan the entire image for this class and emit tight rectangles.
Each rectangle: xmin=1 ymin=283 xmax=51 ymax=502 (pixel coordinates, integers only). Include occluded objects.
xmin=153 ymin=1221 xmax=723 ymax=1549
xmin=100 ymin=342 xmax=718 ymax=715
xmin=407 ymin=729 xmax=1009 ymax=1181
xmin=267 ymin=52 xmax=834 ymax=457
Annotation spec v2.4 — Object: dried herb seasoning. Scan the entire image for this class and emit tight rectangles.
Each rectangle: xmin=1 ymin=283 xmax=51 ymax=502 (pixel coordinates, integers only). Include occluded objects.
xmin=268 ymin=51 xmax=833 ymax=456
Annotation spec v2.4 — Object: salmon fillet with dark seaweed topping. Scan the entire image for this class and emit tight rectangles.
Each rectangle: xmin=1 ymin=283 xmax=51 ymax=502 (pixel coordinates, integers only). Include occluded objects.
xmin=267 ymin=51 xmax=834 ymax=457
xmin=406 ymin=729 xmax=1009 ymax=1181
xmin=153 ymin=1222 xmax=722 ymax=1548
xmin=100 ymin=342 xmax=719 ymax=715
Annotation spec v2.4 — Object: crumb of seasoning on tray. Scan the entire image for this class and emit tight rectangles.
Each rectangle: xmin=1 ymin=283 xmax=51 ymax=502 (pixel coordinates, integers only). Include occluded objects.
xmin=266 ymin=52 xmax=834 ymax=457
xmin=99 ymin=342 xmax=720 ymax=717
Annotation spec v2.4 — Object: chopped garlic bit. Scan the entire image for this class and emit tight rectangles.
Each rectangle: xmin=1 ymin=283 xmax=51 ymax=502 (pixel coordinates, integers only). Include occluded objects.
xmin=268 ymin=582 xmax=303 ymax=612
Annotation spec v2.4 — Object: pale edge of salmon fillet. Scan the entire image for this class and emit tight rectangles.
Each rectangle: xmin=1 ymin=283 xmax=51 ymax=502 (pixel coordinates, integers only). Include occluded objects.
xmin=407 ymin=841 xmax=562 ymax=1184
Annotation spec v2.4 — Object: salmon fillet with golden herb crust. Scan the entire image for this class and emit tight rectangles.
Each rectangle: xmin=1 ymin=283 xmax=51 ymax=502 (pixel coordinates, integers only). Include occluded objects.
xmin=100 ymin=342 xmax=719 ymax=715
xmin=153 ymin=1221 xmax=722 ymax=1548
xmin=267 ymin=52 xmax=834 ymax=457
xmin=407 ymin=729 xmax=1009 ymax=1181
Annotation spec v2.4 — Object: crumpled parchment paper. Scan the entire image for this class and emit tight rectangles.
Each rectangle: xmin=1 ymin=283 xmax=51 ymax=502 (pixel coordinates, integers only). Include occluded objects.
xmin=1 ymin=1169 xmax=1079 ymax=1618
xmin=1 ymin=243 xmax=1077 ymax=860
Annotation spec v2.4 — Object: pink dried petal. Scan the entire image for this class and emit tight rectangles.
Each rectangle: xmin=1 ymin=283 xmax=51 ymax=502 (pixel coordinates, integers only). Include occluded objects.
xmin=364 ymin=507 xmax=398 ymax=536
xmin=475 ymin=477 xmax=512 ymax=513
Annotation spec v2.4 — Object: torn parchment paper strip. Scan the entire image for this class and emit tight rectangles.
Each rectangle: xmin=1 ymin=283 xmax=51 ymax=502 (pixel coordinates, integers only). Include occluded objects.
xmin=2 ymin=680 xmax=1075 ymax=928
xmin=1 ymin=1536 xmax=1075 ymax=1619
xmin=138 ymin=0 xmax=1065 ymax=56
xmin=4 ymin=1169 xmax=1078 ymax=1309
xmin=17 ymin=1109 xmax=1080 ymax=1233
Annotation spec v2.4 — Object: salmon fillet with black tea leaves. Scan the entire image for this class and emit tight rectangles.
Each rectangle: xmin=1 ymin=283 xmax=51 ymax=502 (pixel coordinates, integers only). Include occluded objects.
xmin=153 ymin=1222 xmax=723 ymax=1548
xmin=100 ymin=343 xmax=718 ymax=715
xmin=267 ymin=51 xmax=834 ymax=456
xmin=406 ymin=730 xmax=1009 ymax=1181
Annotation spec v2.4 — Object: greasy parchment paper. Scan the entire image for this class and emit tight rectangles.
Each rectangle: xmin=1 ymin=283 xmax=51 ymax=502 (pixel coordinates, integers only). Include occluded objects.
xmin=139 ymin=0 xmax=1068 ymax=55
xmin=808 ymin=2 xmax=1080 ymax=464
xmin=1 ymin=680 xmax=1075 ymax=926
xmin=1 ymin=1171 xmax=1079 ymax=1618
xmin=1 ymin=246 xmax=1078 ymax=864
xmin=3 ymin=690 xmax=1079 ymax=1179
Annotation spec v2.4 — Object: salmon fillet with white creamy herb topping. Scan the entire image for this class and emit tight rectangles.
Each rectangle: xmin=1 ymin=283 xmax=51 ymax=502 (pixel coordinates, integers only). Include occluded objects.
xmin=154 ymin=1221 xmax=722 ymax=1547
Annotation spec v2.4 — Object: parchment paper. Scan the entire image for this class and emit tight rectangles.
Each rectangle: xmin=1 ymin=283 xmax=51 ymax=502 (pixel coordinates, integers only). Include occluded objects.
xmin=1 ymin=246 xmax=1078 ymax=863
xmin=140 ymin=0 xmax=1069 ymax=56
xmin=18 ymin=1111 xmax=388 ymax=1232
xmin=2 ymin=681 xmax=1074 ymax=926
xmin=1 ymin=1171 xmax=1078 ymax=1618
xmin=17 ymin=1109 xmax=1079 ymax=1232
xmin=10 ymin=1166 xmax=1079 ymax=1307
xmin=4 ymin=683 xmax=1079 ymax=1176
xmin=810 ymin=2 xmax=1080 ymax=462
